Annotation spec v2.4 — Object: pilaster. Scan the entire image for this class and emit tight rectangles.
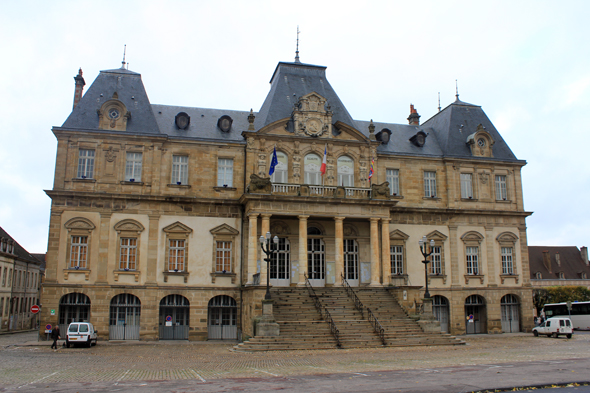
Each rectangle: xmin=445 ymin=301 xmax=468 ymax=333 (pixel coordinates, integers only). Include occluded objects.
xmin=246 ymin=213 xmax=259 ymax=285
xmin=96 ymin=212 xmax=112 ymax=284
xmin=381 ymin=218 xmax=391 ymax=285
xmin=145 ymin=214 xmax=160 ymax=285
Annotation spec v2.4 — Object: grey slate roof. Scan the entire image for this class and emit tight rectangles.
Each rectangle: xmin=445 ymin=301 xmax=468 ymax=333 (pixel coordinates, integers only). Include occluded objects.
xmin=529 ymin=246 xmax=590 ymax=280
xmin=61 ymin=67 xmax=161 ymax=134
xmin=0 ymin=226 xmax=43 ymax=265
xmin=256 ymin=62 xmax=356 ymax=129
xmin=421 ymin=98 xmax=520 ymax=162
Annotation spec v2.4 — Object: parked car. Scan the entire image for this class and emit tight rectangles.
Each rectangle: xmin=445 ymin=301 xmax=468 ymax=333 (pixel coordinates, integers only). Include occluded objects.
xmin=532 ymin=317 xmax=573 ymax=339
xmin=66 ymin=322 xmax=98 ymax=347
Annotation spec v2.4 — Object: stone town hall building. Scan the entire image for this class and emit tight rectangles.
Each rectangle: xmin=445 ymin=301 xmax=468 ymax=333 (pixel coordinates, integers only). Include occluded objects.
xmin=40 ymin=56 xmax=533 ymax=341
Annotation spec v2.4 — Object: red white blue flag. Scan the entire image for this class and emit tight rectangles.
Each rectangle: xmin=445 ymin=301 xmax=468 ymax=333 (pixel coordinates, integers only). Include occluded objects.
xmin=320 ymin=145 xmax=327 ymax=175
xmin=368 ymin=157 xmax=374 ymax=179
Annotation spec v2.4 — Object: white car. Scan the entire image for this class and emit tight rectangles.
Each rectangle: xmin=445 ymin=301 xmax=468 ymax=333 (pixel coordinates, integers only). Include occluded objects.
xmin=532 ymin=317 xmax=573 ymax=339
xmin=66 ymin=322 xmax=98 ymax=347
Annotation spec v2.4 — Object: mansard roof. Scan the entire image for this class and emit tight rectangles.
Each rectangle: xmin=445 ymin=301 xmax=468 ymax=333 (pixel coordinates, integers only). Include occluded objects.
xmin=61 ymin=67 xmax=161 ymax=134
xmin=529 ymin=246 xmax=590 ymax=280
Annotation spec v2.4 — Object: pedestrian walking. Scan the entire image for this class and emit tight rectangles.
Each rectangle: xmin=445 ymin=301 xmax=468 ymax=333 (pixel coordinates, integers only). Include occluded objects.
xmin=50 ymin=326 xmax=61 ymax=350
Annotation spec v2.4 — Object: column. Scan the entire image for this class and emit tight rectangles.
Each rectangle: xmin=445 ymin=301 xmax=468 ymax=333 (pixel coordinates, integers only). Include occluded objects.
xmin=370 ymin=217 xmax=380 ymax=286
xmin=96 ymin=212 xmax=112 ymax=284
xmin=246 ymin=213 xmax=259 ymax=285
xmin=260 ymin=214 xmax=272 ymax=286
xmin=298 ymin=215 xmax=309 ymax=285
xmin=381 ymin=218 xmax=391 ymax=286
xmin=145 ymin=214 xmax=160 ymax=285
xmin=334 ymin=217 xmax=345 ymax=285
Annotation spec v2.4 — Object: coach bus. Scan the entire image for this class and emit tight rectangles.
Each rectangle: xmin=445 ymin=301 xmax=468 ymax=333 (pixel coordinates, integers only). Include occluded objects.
xmin=543 ymin=301 xmax=590 ymax=330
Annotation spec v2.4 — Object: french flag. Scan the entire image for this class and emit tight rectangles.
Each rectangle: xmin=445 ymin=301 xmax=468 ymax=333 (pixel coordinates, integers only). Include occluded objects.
xmin=320 ymin=145 xmax=327 ymax=175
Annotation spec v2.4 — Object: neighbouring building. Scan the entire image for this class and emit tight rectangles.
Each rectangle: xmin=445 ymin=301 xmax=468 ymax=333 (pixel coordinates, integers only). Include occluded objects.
xmin=0 ymin=226 xmax=43 ymax=331
xmin=40 ymin=56 xmax=534 ymax=340
xmin=529 ymin=246 xmax=590 ymax=289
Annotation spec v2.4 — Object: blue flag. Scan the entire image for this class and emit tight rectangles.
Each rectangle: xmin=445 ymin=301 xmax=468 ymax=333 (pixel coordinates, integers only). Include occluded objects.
xmin=269 ymin=146 xmax=278 ymax=176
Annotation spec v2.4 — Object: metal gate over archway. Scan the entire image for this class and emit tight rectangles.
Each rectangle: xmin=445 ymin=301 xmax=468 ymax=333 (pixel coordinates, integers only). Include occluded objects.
xmin=433 ymin=295 xmax=449 ymax=333
xmin=208 ymin=295 xmax=237 ymax=340
xmin=465 ymin=295 xmax=486 ymax=334
xmin=109 ymin=294 xmax=141 ymax=340
xmin=59 ymin=292 xmax=90 ymax=334
xmin=501 ymin=294 xmax=520 ymax=333
xmin=159 ymin=295 xmax=190 ymax=340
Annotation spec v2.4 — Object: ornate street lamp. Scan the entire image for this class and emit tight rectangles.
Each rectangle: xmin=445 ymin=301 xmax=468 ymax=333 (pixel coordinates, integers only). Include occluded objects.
xmin=259 ymin=232 xmax=279 ymax=300
xmin=419 ymin=235 xmax=436 ymax=299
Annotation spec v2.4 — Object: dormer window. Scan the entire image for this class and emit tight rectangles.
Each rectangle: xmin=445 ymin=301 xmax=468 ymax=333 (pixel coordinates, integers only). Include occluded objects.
xmin=410 ymin=131 xmax=427 ymax=147
xmin=558 ymin=272 xmax=565 ymax=279
xmin=217 ymin=115 xmax=233 ymax=132
xmin=175 ymin=112 xmax=190 ymax=130
xmin=467 ymin=124 xmax=495 ymax=157
xmin=581 ymin=272 xmax=587 ymax=279
xmin=376 ymin=128 xmax=392 ymax=144
xmin=535 ymin=272 xmax=542 ymax=279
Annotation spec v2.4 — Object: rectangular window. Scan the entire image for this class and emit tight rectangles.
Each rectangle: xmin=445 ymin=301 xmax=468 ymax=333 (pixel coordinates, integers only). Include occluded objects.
xmin=495 ymin=175 xmax=507 ymax=200
xmin=70 ymin=236 xmax=88 ymax=269
xmin=125 ymin=152 xmax=142 ymax=181
xmin=217 ymin=158 xmax=234 ymax=187
xmin=460 ymin=173 xmax=473 ymax=199
xmin=502 ymin=247 xmax=514 ymax=274
xmin=8 ymin=269 xmax=11 ymax=286
xmin=466 ymin=246 xmax=479 ymax=275
xmin=430 ymin=246 xmax=442 ymax=274
xmin=77 ymin=149 xmax=95 ymax=179
xmin=1 ymin=267 xmax=5 ymax=286
xmin=386 ymin=169 xmax=400 ymax=196
xmin=215 ymin=241 xmax=232 ymax=272
xmin=424 ymin=171 xmax=437 ymax=197
xmin=390 ymin=245 xmax=404 ymax=275
xmin=171 ymin=155 xmax=188 ymax=185
xmin=168 ymin=239 xmax=185 ymax=271
xmin=0 ymin=297 xmax=3 ymax=316
xmin=119 ymin=238 xmax=137 ymax=270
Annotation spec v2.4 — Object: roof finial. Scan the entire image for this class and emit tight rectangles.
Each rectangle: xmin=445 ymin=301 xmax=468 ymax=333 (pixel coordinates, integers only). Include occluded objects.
xmin=438 ymin=92 xmax=441 ymax=112
xmin=121 ymin=44 xmax=127 ymax=69
xmin=294 ymin=26 xmax=301 ymax=63
xmin=455 ymin=79 xmax=459 ymax=101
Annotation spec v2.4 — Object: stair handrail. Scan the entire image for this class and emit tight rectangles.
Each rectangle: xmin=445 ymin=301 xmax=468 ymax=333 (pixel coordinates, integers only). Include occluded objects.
xmin=340 ymin=273 xmax=386 ymax=346
xmin=304 ymin=273 xmax=341 ymax=348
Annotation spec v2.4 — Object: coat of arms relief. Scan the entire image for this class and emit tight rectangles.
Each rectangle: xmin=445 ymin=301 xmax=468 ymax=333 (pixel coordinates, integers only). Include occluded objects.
xmin=293 ymin=92 xmax=333 ymax=138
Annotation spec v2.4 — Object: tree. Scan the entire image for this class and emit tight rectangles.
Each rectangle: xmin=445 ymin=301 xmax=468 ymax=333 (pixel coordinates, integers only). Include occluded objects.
xmin=533 ymin=286 xmax=590 ymax=313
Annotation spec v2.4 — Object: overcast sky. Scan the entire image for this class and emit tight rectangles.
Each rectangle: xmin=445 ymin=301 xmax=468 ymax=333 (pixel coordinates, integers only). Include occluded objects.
xmin=1 ymin=0 xmax=589 ymax=253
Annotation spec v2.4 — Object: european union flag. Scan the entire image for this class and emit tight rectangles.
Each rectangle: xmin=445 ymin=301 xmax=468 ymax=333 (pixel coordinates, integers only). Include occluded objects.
xmin=269 ymin=146 xmax=278 ymax=176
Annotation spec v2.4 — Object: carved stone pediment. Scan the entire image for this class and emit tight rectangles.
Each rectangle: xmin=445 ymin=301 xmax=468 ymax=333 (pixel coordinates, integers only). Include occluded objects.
xmin=247 ymin=174 xmax=272 ymax=194
xmin=114 ymin=219 xmax=145 ymax=234
xmin=210 ymin=223 xmax=239 ymax=236
xmin=293 ymin=92 xmax=332 ymax=138
xmin=64 ymin=217 xmax=96 ymax=232
xmin=163 ymin=221 xmax=193 ymax=234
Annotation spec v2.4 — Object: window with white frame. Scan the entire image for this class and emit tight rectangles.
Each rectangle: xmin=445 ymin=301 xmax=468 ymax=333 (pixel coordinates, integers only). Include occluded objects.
xmin=424 ymin=171 xmax=437 ymax=197
xmin=495 ymin=175 xmax=507 ymax=200
xmin=119 ymin=238 xmax=137 ymax=270
xmin=387 ymin=169 xmax=400 ymax=196
xmin=430 ymin=246 xmax=442 ymax=274
xmin=215 ymin=241 xmax=232 ymax=272
xmin=217 ymin=158 xmax=233 ymax=187
xmin=70 ymin=236 xmax=88 ymax=269
xmin=171 ymin=155 xmax=188 ymax=185
xmin=390 ymin=245 xmax=404 ymax=275
xmin=304 ymin=153 xmax=322 ymax=185
xmin=460 ymin=173 xmax=473 ymax=199
xmin=466 ymin=246 xmax=479 ymax=275
xmin=271 ymin=151 xmax=288 ymax=183
xmin=337 ymin=155 xmax=354 ymax=187
xmin=501 ymin=247 xmax=513 ymax=274
xmin=125 ymin=152 xmax=142 ymax=181
xmin=168 ymin=239 xmax=185 ymax=271
xmin=77 ymin=149 xmax=95 ymax=179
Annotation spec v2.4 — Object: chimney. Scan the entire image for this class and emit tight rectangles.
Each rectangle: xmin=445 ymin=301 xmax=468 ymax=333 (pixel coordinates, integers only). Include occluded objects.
xmin=555 ymin=252 xmax=561 ymax=267
xmin=542 ymin=250 xmax=552 ymax=273
xmin=73 ymin=68 xmax=86 ymax=110
xmin=581 ymin=246 xmax=589 ymax=266
xmin=408 ymin=104 xmax=420 ymax=126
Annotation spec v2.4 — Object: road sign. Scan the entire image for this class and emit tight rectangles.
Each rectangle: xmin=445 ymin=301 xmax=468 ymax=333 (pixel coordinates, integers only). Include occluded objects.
xmin=469 ymin=314 xmax=474 ymax=320
xmin=31 ymin=305 xmax=40 ymax=314
xmin=45 ymin=324 xmax=52 ymax=334
xmin=50 ymin=309 xmax=55 ymax=316
xmin=166 ymin=315 xmax=172 ymax=322
xmin=566 ymin=301 xmax=572 ymax=311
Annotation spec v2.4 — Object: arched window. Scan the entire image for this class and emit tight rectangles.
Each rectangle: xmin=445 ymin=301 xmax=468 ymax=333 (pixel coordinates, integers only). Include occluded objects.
xmin=304 ymin=153 xmax=322 ymax=185
xmin=109 ymin=294 xmax=141 ymax=340
xmin=337 ymin=155 xmax=354 ymax=187
xmin=271 ymin=151 xmax=288 ymax=183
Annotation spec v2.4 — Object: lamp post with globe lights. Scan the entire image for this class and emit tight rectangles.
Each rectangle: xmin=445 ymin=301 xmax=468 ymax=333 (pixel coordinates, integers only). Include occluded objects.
xmin=259 ymin=232 xmax=278 ymax=300
xmin=419 ymin=235 xmax=436 ymax=299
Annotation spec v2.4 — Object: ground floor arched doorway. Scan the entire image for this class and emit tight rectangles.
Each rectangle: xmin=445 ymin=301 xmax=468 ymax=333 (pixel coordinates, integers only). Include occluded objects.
xmin=465 ymin=295 xmax=487 ymax=334
xmin=58 ymin=292 xmax=90 ymax=333
xmin=433 ymin=295 xmax=450 ymax=333
xmin=207 ymin=295 xmax=237 ymax=340
xmin=501 ymin=294 xmax=520 ymax=333
xmin=109 ymin=294 xmax=141 ymax=340
xmin=159 ymin=294 xmax=190 ymax=340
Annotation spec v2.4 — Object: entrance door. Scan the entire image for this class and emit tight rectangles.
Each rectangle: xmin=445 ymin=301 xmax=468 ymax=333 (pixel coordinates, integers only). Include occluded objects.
xmin=109 ymin=294 xmax=141 ymax=340
xmin=343 ymin=239 xmax=359 ymax=286
xmin=208 ymin=295 xmax=237 ymax=340
xmin=501 ymin=294 xmax=520 ymax=333
xmin=307 ymin=238 xmax=325 ymax=286
xmin=465 ymin=295 xmax=486 ymax=334
xmin=159 ymin=295 xmax=190 ymax=340
xmin=433 ymin=295 xmax=449 ymax=333
xmin=270 ymin=238 xmax=290 ymax=287
xmin=58 ymin=292 xmax=90 ymax=334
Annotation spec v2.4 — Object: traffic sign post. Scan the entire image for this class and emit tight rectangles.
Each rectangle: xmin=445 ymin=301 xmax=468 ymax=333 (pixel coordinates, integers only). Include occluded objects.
xmin=31 ymin=305 xmax=40 ymax=314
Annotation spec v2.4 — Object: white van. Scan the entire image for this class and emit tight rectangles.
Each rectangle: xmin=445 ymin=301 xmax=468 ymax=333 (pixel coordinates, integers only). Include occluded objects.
xmin=532 ymin=317 xmax=573 ymax=339
xmin=66 ymin=322 xmax=98 ymax=347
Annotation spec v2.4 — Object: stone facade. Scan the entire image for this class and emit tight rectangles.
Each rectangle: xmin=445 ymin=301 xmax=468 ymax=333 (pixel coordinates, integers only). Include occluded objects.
xmin=40 ymin=59 xmax=534 ymax=341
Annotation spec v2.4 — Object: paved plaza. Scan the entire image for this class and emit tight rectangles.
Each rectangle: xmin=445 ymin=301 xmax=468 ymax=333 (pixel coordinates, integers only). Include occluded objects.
xmin=1 ymin=331 xmax=589 ymax=392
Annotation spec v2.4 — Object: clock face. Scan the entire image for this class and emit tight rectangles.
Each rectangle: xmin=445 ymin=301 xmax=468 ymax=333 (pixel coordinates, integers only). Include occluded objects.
xmin=477 ymin=138 xmax=486 ymax=147
xmin=108 ymin=109 xmax=120 ymax=120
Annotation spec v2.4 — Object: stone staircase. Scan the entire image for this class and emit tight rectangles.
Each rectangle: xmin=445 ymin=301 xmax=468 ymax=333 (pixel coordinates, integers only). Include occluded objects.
xmin=233 ymin=287 xmax=464 ymax=352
